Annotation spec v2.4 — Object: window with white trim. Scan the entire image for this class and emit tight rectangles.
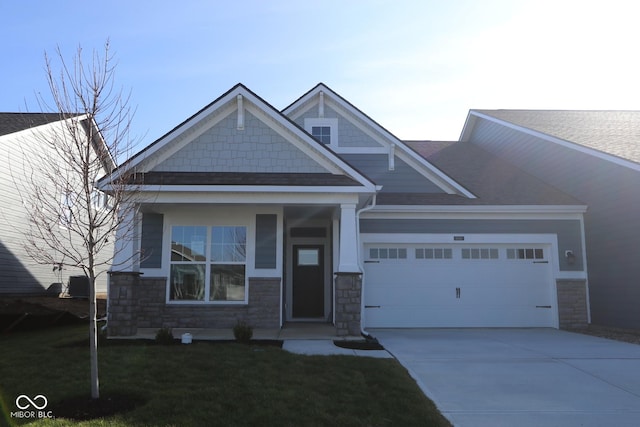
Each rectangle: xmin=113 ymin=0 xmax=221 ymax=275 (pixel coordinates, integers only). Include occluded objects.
xmin=170 ymin=225 xmax=247 ymax=302
xmin=59 ymin=190 xmax=76 ymax=227
xmin=311 ymin=126 xmax=331 ymax=144
xmin=304 ymin=118 xmax=338 ymax=146
xmin=461 ymin=248 xmax=499 ymax=260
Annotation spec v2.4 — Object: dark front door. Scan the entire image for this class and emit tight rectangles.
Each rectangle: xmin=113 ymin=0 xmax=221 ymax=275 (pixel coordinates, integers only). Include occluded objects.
xmin=292 ymin=245 xmax=324 ymax=318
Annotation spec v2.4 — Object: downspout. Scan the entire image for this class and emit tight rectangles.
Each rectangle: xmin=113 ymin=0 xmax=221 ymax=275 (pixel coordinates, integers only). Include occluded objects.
xmin=355 ymin=191 xmax=379 ymax=338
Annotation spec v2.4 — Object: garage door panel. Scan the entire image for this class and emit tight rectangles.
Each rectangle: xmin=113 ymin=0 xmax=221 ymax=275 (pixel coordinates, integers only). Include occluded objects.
xmin=364 ymin=243 xmax=555 ymax=328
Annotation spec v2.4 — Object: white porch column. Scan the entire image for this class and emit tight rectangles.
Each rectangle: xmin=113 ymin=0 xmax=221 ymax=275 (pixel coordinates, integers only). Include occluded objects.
xmin=338 ymin=203 xmax=361 ymax=273
xmin=111 ymin=204 xmax=139 ymax=272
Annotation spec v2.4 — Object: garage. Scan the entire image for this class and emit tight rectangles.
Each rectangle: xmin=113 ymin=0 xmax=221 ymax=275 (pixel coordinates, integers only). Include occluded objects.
xmin=363 ymin=242 xmax=556 ymax=328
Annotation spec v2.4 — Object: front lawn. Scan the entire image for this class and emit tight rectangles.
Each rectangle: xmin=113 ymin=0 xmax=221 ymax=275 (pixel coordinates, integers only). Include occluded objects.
xmin=0 ymin=325 xmax=451 ymax=426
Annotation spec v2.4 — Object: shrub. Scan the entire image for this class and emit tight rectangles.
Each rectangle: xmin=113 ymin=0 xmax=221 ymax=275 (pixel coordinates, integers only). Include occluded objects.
xmin=155 ymin=327 xmax=175 ymax=345
xmin=233 ymin=320 xmax=253 ymax=343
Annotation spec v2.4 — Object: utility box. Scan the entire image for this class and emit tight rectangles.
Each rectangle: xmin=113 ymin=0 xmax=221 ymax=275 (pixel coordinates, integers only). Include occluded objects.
xmin=68 ymin=275 xmax=90 ymax=298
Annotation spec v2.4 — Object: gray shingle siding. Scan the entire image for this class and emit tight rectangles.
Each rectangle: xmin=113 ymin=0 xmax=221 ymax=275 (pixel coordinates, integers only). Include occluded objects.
xmin=360 ymin=218 xmax=584 ymax=272
xmin=153 ymin=110 xmax=328 ymax=173
xmin=340 ymin=154 xmax=444 ymax=193
xmin=469 ymin=117 xmax=640 ymax=328
xmin=294 ymin=105 xmax=382 ymax=148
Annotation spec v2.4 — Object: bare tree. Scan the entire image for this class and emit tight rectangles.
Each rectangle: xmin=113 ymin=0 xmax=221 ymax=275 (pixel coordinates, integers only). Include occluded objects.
xmin=17 ymin=41 xmax=139 ymax=399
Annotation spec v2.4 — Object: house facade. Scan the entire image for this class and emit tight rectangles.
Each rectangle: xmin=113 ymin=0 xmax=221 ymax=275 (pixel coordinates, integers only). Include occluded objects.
xmin=103 ymin=84 xmax=589 ymax=337
xmin=0 ymin=113 xmax=111 ymax=295
xmin=461 ymin=110 xmax=640 ymax=329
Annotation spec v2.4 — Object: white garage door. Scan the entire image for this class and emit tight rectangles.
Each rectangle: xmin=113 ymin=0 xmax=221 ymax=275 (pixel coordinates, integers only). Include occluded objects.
xmin=364 ymin=243 xmax=555 ymax=328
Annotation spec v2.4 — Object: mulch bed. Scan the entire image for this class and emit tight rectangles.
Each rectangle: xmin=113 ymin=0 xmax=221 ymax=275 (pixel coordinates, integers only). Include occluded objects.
xmin=334 ymin=339 xmax=385 ymax=350
xmin=51 ymin=393 xmax=145 ymax=421
xmin=0 ymin=296 xmax=106 ymax=333
xmin=569 ymin=324 xmax=640 ymax=345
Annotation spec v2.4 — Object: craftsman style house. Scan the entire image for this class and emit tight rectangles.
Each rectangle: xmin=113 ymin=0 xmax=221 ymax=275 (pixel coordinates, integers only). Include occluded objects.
xmin=103 ymin=84 xmax=589 ymax=336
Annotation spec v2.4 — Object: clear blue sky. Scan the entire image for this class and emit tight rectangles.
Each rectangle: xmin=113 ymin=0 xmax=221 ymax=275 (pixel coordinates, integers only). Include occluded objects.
xmin=2 ymin=0 xmax=639 ymax=150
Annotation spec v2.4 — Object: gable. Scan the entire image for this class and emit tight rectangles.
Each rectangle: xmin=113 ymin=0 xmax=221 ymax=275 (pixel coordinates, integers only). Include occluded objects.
xmin=284 ymin=83 xmax=475 ymax=198
xmin=101 ymin=84 xmax=376 ymax=192
xmin=292 ymin=104 xmax=383 ymax=149
xmin=152 ymin=109 xmax=328 ymax=173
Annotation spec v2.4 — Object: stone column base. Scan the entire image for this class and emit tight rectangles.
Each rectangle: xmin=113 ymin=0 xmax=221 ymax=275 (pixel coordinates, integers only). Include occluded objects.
xmin=557 ymin=279 xmax=588 ymax=329
xmin=334 ymin=272 xmax=362 ymax=336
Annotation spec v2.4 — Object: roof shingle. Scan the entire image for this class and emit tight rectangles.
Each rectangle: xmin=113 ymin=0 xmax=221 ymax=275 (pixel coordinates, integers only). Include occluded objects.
xmin=405 ymin=141 xmax=583 ymax=206
xmin=0 ymin=113 xmax=65 ymax=137
xmin=475 ymin=110 xmax=640 ymax=164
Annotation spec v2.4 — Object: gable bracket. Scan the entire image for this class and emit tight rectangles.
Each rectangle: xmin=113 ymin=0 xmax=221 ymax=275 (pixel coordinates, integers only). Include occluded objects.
xmin=237 ymin=95 xmax=245 ymax=130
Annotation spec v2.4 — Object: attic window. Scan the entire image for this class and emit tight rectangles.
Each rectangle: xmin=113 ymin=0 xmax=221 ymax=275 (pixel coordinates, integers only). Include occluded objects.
xmin=304 ymin=117 xmax=338 ymax=146
xmin=311 ymin=126 xmax=331 ymax=144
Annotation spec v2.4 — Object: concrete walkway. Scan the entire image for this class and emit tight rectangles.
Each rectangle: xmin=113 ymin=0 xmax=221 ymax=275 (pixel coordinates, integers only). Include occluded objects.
xmin=130 ymin=325 xmax=392 ymax=358
xmin=369 ymin=328 xmax=640 ymax=427
xmin=282 ymin=340 xmax=392 ymax=358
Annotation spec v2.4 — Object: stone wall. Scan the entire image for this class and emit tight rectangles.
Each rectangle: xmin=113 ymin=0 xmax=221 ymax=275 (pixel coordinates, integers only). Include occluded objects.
xmin=108 ymin=273 xmax=281 ymax=336
xmin=334 ymin=273 xmax=362 ymax=336
xmin=556 ymin=279 xmax=588 ymax=329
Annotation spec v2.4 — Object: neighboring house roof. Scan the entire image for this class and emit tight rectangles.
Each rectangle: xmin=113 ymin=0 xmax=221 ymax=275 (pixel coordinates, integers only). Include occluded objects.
xmin=404 ymin=141 xmax=584 ymax=207
xmin=464 ymin=110 xmax=640 ymax=165
xmin=0 ymin=113 xmax=65 ymax=137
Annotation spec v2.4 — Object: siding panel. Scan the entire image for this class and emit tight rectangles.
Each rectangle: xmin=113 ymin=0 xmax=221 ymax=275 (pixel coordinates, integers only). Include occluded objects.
xmin=470 ymin=118 xmax=640 ymax=328
xmin=255 ymin=214 xmax=278 ymax=269
xmin=140 ymin=213 xmax=164 ymax=269
xmin=341 ymin=154 xmax=444 ymax=193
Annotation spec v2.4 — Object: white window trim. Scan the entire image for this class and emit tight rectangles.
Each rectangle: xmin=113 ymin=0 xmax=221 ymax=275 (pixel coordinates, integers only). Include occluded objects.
xmin=167 ymin=224 xmax=249 ymax=305
xmin=304 ymin=118 xmax=338 ymax=147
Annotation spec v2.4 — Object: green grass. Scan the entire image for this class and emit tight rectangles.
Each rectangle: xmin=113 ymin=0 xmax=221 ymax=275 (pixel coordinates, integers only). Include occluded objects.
xmin=0 ymin=325 xmax=451 ymax=426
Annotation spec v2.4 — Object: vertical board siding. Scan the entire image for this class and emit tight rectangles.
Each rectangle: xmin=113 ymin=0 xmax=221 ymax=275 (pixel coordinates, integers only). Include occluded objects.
xmin=255 ymin=214 xmax=277 ymax=269
xmin=140 ymin=213 xmax=164 ymax=269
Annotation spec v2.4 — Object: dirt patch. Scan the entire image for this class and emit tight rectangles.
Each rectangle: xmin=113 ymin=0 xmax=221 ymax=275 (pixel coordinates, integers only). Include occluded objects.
xmin=569 ymin=325 xmax=640 ymax=345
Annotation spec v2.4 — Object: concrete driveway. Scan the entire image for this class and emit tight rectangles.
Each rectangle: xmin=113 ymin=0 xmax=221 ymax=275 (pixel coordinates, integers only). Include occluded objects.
xmin=369 ymin=328 xmax=640 ymax=427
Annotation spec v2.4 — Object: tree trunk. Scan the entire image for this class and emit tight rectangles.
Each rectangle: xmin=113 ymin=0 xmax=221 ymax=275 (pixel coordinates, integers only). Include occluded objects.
xmin=89 ymin=274 xmax=100 ymax=399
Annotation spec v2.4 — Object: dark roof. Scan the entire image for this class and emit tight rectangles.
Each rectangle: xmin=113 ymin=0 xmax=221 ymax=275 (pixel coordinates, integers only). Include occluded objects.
xmin=131 ymin=172 xmax=361 ymax=187
xmin=474 ymin=110 xmax=640 ymax=164
xmin=0 ymin=113 xmax=65 ymax=137
xmin=404 ymin=141 xmax=583 ymax=206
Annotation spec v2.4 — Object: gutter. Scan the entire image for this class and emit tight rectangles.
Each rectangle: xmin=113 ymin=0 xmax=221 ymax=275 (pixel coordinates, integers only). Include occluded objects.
xmin=355 ymin=193 xmax=378 ymax=338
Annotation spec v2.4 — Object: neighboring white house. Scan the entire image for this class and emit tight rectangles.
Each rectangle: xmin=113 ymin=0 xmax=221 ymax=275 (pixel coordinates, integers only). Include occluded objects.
xmin=0 ymin=113 xmax=112 ymax=295
xmin=101 ymin=84 xmax=589 ymax=337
